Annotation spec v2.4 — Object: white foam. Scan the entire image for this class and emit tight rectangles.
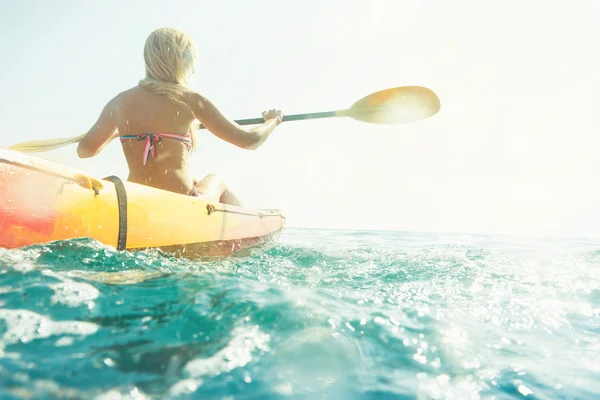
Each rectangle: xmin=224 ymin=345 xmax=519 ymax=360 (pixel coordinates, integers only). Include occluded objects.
xmin=54 ymin=337 xmax=75 ymax=347
xmin=0 ymin=309 xmax=98 ymax=353
xmin=169 ymin=378 xmax=203 ymax=398
xmin=93 ymin=387 xmax=150 ymax=400
xmin=49 ymin=280 xmax=99 ymax=308
xmin=42 ymin=270 xmax=100 ymax=308
xmin=183 ymin=325 xmax=270 ymax=378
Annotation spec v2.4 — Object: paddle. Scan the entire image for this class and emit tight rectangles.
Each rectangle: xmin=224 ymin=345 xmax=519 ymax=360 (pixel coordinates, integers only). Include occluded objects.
xmin=9 ymin=86 xmax=440 ymax=153
xmin=198 ymin=86 xmax=440 ymax=129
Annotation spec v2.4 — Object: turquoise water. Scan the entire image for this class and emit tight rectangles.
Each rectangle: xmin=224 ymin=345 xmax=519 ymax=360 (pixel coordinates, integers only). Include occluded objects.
xmin=0 ymin=229 xmax=599 ymax=399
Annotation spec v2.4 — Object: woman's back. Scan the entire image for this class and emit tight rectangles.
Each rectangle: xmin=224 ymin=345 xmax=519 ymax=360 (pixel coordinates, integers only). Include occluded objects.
xmin=76 ymin=27 xmax=283 ymax=205
xmin=116 ymin=86 xmax=196 ymax=195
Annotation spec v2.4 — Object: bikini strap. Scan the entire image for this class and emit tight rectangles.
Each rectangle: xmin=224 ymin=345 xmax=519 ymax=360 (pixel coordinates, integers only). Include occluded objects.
xmin=120 ymin=132 xmax=193 ymax=166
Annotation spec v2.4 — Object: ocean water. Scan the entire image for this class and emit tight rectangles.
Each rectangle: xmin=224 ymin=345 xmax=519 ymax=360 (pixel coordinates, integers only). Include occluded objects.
xmin=0 ymin=228 xmax=599 ymax=400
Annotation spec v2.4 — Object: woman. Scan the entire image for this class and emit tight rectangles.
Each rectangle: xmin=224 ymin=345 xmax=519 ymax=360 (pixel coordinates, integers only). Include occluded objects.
xmin=76 ymin=27 xmax=284 ymax=206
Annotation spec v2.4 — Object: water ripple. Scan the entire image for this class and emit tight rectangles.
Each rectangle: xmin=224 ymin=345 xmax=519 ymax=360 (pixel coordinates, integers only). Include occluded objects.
xmin=0 ymin=230 xmax=599 ymax=398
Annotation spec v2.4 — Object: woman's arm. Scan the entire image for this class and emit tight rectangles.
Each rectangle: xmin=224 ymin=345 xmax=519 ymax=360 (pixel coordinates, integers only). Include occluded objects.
xmin=77 ymin=96 xmax=119 ymax=158
xmin=189 ymin=92 xmax=283 ymax=150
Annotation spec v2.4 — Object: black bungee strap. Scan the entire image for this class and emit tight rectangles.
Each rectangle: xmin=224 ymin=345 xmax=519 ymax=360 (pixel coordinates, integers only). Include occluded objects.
xmin=103 ymin=176 xmax=128 ymax=251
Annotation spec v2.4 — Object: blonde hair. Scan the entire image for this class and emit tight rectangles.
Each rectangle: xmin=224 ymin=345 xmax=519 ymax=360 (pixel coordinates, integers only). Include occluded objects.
xmin=9 ymin=28 xmax=201 ymax=154
xmin=139 ymin=27 xmax=199 ymax=150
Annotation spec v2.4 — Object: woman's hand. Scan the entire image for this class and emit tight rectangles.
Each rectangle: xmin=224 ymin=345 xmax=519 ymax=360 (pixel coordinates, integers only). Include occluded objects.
xmin=190 ymin=91 xmax=283 ymax=150
xmin=262 ymin=109 xmax=284 ymax=125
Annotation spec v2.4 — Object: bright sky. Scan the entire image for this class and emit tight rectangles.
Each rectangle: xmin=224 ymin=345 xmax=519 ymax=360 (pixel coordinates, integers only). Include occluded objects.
xmin=1 ymin=0 xmax=599 ymax=237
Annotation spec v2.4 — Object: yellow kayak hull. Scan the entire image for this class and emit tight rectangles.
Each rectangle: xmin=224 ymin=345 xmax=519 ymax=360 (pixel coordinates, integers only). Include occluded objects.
xmin=0 ymin=148 xmax=285 ymax=258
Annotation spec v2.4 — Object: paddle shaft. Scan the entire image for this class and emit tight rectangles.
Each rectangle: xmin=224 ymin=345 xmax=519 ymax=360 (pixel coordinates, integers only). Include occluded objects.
xmin=9 ymin=85 xmax=440 ymax=152
xmin=197 ymin=110 xmax=339 ymax=129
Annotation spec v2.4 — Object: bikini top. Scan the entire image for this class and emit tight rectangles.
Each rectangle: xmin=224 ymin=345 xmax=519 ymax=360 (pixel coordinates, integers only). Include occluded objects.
xmin=120 ymin=132 xmax=193 ymax=166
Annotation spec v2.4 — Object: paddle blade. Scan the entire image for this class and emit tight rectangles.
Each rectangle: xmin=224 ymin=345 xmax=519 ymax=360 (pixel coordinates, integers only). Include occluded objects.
xmin=9 ymin=134 xmax=85 ymax=153
xmin=344 ymin=86 xmax=440 ymax=125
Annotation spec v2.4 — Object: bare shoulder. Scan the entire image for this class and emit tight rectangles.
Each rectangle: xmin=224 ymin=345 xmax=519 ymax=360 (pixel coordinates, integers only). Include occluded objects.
xmin=183 ymin=90 xmax=222 ymax=118
xmin=183 ymin=90 xmax=207 ymax=108
xmin=103 ymin=86 xmax=153 ymax=112
xmin=116 ymin=86 xmax=146 ymax=102
xmin=98 ymin=87 xmax=135 ymax=111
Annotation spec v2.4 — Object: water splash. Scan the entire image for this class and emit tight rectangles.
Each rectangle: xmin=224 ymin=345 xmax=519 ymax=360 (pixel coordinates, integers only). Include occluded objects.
xmin=0 ymin=230 xmax=599 ymax=398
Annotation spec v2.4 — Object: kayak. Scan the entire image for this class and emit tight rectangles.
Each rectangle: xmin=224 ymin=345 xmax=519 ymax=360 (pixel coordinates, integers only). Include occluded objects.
xmin=0 ymin=148 xmax=285 ymax=258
